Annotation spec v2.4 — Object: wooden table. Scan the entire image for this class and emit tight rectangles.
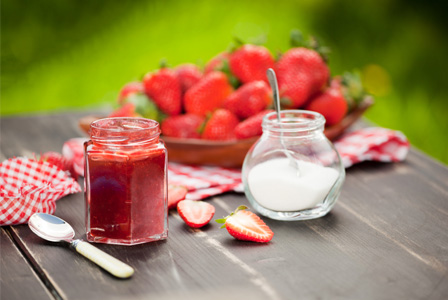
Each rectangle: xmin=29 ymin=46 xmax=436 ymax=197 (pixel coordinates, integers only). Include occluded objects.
xmin=1 ymin=111 xmax=448 ymax=300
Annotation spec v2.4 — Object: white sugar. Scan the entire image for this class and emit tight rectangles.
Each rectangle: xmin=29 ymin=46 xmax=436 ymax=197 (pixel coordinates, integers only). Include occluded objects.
xmin=248 ymin=158 xmax=339 ymax=211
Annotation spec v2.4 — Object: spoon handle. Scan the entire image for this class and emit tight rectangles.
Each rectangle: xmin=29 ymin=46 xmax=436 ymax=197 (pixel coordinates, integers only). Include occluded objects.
xmin=266 ymin=68 xmax=282 ymax=122
xmin=72 ymin=240 xmax=134 ymax=278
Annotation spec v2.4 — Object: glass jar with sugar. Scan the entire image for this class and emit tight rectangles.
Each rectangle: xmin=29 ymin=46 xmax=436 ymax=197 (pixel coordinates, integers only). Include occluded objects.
xmin=242 ymin=110 xmax=345 ymax=221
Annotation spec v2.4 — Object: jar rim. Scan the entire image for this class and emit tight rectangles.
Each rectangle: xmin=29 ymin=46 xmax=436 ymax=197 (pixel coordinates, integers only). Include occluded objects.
xmin=89 ymin=117 xmax=160 ymax=145
xmin=263 ymin=110 xmax=325 ymax=132
xmin=90 ymin=117 xmax=159 ymax=132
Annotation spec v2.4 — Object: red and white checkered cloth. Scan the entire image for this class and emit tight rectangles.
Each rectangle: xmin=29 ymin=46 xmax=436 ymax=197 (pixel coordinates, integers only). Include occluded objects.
xmin=168 ymin=163 xmax=243 ymax=200
xmin=0 ymin=158 xmax=81 ymax=226
xmin=335 ymin=127 xmax=409 ymax=168
xmin=167 ymin=127 xmax=410 ymax=200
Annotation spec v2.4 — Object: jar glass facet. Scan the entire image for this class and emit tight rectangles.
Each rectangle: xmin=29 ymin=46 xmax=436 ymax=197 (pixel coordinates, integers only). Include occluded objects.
xmin=84 ymin=117 xmax=168 ymax=245
xmin=242 ymin=110 xmax=345 ymax=221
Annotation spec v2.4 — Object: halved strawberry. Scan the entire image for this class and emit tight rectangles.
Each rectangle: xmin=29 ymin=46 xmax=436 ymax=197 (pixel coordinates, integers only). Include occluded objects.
xmin=168 ymin=184 xmax=188 ymax=209
xmin=177 ymin=200 xmax=215 ymax=228
xmin=216 ymin=205 xmax=273 ymax=243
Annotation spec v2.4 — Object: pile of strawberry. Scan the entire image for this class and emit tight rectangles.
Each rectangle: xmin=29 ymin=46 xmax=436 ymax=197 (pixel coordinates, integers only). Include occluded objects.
xmin=110 ymin=31 xmax=365 ymax=140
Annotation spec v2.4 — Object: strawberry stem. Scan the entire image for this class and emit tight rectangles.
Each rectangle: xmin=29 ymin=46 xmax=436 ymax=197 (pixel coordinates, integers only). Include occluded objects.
xmin=159 ymin=58 xmax=169 ymax=69
xmin=215 ymin=205 xmax=249 ymax=228
xmin=234 ymin=205 xmax=248 ymax=213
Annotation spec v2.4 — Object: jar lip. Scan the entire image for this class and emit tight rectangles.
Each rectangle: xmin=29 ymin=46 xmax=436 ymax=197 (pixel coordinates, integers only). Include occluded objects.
xmin=90 ymin=117 xmax=159 ymax=132
xmin=263 ymin=110 xmax=325 ymax=132
xmin=89 ymin=117 xmax=160 ymax=145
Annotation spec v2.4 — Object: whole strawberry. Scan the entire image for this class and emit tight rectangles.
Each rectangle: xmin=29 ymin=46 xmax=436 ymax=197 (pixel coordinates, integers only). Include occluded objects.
xmin=161 ymin=114 xmax=205 ymax=139
xmin=62 ymin=138 xmax=86 ymax=178
xmin=184 ymin=71 xmax=233 ymax=117
xmin=204 ymin=52 xmax=229 ymax=74
xmin=108 ymin=102 xmax=138 ymax=118
xmin=223 ymin=81 xmax=272 ymax=119
xmin=229 ymin=44 xmax=275 ymax=84
xmin=276 ymin=47 xmax=329 ymax=108
xmin=306 ymin=77 xmax=348 ymax=126
xmin=202 ymin=109 xmax=239 ymax=141
xmin=234 ymin=109 xmax=273 ymax=139
xmin=118 ymin=81 xmax=144 ymax=105
xmin=143 ymin=67 xmax=182 ymax=116
xmin=41 ymin=152 xmax=72 ymax=174
xmin=175 ymin=64 xmax=202 ymax=93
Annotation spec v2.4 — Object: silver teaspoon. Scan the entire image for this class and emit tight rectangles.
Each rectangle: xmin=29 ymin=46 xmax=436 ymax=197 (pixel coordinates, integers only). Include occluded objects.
xmin=266 ymin=68 xmax=301 ymax=176
xmin=28 ymin=213 xmax=134 ymax=279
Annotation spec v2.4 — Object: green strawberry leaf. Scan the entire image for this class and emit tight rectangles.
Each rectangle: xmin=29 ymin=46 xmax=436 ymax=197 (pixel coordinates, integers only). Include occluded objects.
xmin=219 ymin=60 xmax=241 ymax=89
xmin=341 ymin=71 xmax=367 ymax=109
xmin=215 ymin=205 xmax=248 ymax=228
xmin=128 ymin=94 xmax=162 ymax=122
xmin=159 ymin=58 xmax=170 ymax=69
xmin=290 ymin=29 xmax=331 ymax=62
xmin=290 ymin=29 xmax=305 ymax=48
xmin=215 ymin=218 xmax=227 ymax=229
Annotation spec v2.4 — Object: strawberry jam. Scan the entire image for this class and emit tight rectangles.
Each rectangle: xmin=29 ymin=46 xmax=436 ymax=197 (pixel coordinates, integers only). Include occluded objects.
xmin=84 ymin=118 xmax=168 ymax=245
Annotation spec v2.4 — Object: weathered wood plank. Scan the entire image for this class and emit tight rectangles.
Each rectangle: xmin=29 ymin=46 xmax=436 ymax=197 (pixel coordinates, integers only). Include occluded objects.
xmin=1 ymin=228 xmax=53 ymax=300
xmin=1 ymin=111 xmax=448 ymax=300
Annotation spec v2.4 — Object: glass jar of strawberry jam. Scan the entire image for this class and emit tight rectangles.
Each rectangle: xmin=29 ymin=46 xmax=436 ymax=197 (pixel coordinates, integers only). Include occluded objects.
xmin=84 ymin=117 xmax=168 ymax=245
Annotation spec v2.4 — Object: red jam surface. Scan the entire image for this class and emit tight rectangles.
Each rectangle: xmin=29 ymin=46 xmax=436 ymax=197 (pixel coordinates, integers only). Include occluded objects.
xmin=85 ymin=118 xmax=168 ymax=245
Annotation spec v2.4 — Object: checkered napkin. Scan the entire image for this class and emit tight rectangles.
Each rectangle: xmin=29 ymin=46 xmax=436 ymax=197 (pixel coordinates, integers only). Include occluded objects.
xmin=168 ymin=163 xmax=243 ymax=200
xmin=168 ymin=127 xmax=409 ymax=200
xmin=0 ymin=158 xmax=81 ymax=226
xmin=334 ymin=127 xmax=409 ymax=168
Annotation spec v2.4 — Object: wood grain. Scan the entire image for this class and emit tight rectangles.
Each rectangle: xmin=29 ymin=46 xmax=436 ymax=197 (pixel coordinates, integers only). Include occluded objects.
xmin=1 ymin=229 xmax=53 ymax=300
xmin=1 ymin=111 xmax=448 ymax=300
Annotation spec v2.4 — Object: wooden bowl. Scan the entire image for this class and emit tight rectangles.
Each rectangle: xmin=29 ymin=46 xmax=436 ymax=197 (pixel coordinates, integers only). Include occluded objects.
xmin=79 ymin=97 xmax=373 ymax=168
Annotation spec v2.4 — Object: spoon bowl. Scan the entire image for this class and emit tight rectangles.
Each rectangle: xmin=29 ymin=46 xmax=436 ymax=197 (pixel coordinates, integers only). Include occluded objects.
xmin=29 ymin=213 xmax=75 ymax=242
xmin=28 ymin=213 xmax=134 ymax=279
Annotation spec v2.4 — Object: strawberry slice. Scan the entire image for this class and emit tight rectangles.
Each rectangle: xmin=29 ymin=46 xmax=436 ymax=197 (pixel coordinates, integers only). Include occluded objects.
xmin=168 ymin=184 xmax=188 ymax=209
xmin=216 ymin=205 xmax=273 ymax=243
xmin=177 ymin=200 xmax=215 ymax=228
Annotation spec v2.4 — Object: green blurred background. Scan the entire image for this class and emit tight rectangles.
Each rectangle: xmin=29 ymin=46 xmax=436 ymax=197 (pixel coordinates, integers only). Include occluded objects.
xmin=2 ymin=0 xmax=447 ymax=164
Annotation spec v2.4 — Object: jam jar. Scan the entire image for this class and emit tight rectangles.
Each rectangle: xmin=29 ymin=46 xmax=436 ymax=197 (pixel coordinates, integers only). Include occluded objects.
xmin=84 ymin=117 xmax=168 ymax=245
xmin=242 ymin=110 xmax=345 ymax=221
